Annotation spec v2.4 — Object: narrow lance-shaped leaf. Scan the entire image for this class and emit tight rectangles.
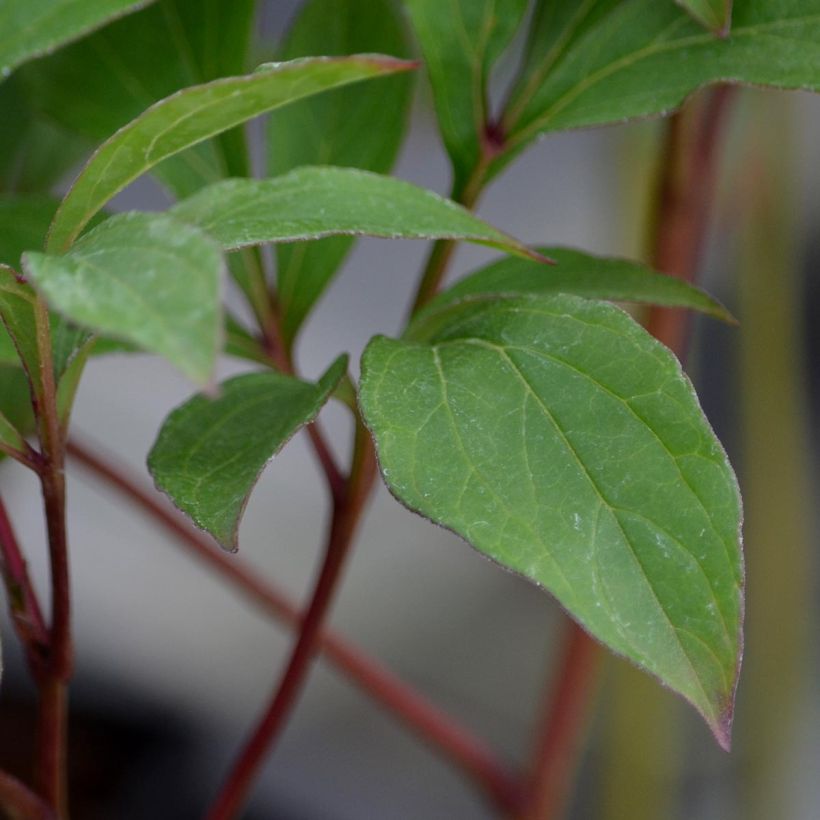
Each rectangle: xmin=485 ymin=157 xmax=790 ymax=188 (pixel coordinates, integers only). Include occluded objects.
xmin=409 ymin=246 xmax=734 ymax=339
xmin=172 ymin=167 xmax=544 ymax=261
xmin=47 ymin=55 xmax=417 ymax=251
xmin=359 ymin=294 xmax=743 ymax=746
xmin=495 ymin=0 xmax=820 ymax=182
xmin=148 ymin=355 xmax=348 ymax=550
xmin=269 ymin=0 xmax=414 ymax=343
xmin=0 ymin=0 xmax=151 ymax=78
xmin=24 ymin=213 xmax=224 ymax=385
xmin=405 ymin=0 xmax=528 ymax=197
xmin=676 ymin=0 xmax=733 ymax=34
xmin=0 ymin=410 xmax=26 ymax=461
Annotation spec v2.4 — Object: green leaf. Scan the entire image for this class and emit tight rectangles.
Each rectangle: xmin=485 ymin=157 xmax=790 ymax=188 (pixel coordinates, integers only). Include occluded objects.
xmin=677 ymin=0 xmax=732 ymax=34
xmin=0 ymin=195 xmax=58 ymax=266
xmin=0 ymin=366 xmax=34 ymax=466
xmin=0 ymin=408 xmax=26 ymax=458
xmin=0 ymin=0 xmax=150 ymax=78
xmin=269 ymin=0 xmax=413 ymax=343
xmin=148 ymin=355 xmax=348 ymax=549
xmin=410 ymin=246 xmax=733 ymax=339
xmin=21 ymin=0 xmax=256 ymax=197
xmin=405 ymin=0 xmax=528 ymax=197
xmin=359 ymin=294 xmax=743 ymax=746
xmin=171 ymin=166 xmax=542 ymax=261
xmin=23 ymin=213 xmax=224 ymax=385
xmin=47 ymin=55 xmax=417 ymax=252
xmin=498 ymin=0 xmax=820 ymax=181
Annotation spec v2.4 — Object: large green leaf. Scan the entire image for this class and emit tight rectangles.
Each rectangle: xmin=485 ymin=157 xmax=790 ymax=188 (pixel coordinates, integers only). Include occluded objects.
xmin=148 ymin=355 xmax=347 ymax=549
xmin=21 ymin=0 xmax=256 ymax=197
xmin=677 ymin=0 xmax=733 ymax=34
xmin=269 ymin=0 xmax=413 ymax=343
xmin=46 ymin=55 xmax=416 ymax=251
xmin=410 ymin=246 xmax=733 ymax=338
xmin=497 ymin=0 xmax=820 ymax=181
xmin=405 ymin=0 xmax=528 ymax=197
xmin=171 ymin=166 xmax=542 ymax=260
xmin=360 ymin=294 xmax=743 ymax=746
xmin=0 ymin=0 xmax=150 ymax=77
xmin=24 ymin=213 xmax=224 ymax=384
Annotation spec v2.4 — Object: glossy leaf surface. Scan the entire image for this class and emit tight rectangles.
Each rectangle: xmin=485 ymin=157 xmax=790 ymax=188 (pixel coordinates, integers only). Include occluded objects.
xmin=498 ymin=0 xmax=820 ymax=180
xmin=269 ymin=0 xmax=413 ymax=343
xmin=360 ymin=295 xmax=743 ymax=745
xmin=47 ymin=55 xmax=416 ymax=251
xmin=677 ymin=0 xmax=733 ymax=33
xmin=0 ymin=0 xmax=149 ymax=77
xmin=24 ymin=213 xmax=223 ymax=384
xmin=410 ymin=246 xmax=733 ymax=338
xmin=172 ymin=167 xmax=541 ymax=260
xmin=405 ymin=0 xmax=527 ymax=195
xmin=149 ymin=356 xmax=347 ymax=549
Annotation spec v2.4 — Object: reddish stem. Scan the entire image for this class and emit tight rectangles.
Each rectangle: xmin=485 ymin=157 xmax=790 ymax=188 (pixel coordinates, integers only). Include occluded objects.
xmin=66 ymin=439 xmax=521 ymax=812
xmin=0 ymin=769 xmax=56 ymax=820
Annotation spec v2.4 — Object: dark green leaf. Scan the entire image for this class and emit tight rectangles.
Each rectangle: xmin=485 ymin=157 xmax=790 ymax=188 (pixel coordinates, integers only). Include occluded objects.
xmin=24 ymin=213 xmax=224 ymax=384
xmin=171 ymin=166 xmax=542 ymax=260
xmin=0 ymin=0 xmax=150 ymax=77
xmin=47 ymin=55 xmax=416 ymax=251
xmin=269 ymin=0 xmax=413 ymax=343
xmin=497 ymin=0 xmax=820 ymax=181
xmin=0 ymin=366 xmax=35 ymax=465
xmin=409 ymin=246 xmax=733 ymax=339
xmin=360 ymin=294 xmax=743 ymax=746
xmin=405 ymin=0 xmax=528 ymax=196
xmin=0 ymin=409 xmax=26 ymax=459
xmin=148 ymin=355 xmax=348 ymax=549
xmin=677 ymin=0 xmax=733 ymax=34
xmin=0 ymin=195 xmax=57 ymax=265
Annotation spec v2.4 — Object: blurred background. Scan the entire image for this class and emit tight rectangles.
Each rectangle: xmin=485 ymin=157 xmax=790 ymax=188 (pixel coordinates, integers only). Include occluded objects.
xmin=0 ymin=1 xmax=818 ymax=817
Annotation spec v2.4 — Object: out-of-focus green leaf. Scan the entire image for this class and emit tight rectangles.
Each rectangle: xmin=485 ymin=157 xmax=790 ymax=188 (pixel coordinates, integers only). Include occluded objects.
xmin=360 ymin=294 xmax=743 ymax=746
xmin=410 ymin=246 xmax=733 ymax=339
xmin=497 ymin=1 xmax=820 ymax=182
xmin=405 ymin=0 xmax=527 ymax=197
xmin=269 ymin=0 xmax=413 ymax=343
xmin=677 ymin=0 xmax=732 ymax=34
xmin=148 ymin=355 xmax=347 ymax=549
xmin=0 ymin=365 xmax=35 ymax=465
xmin=0 ymin=0 xmax=150 ymax=77
xmin=0 ymin=409 xmax=26 ymax=458
xmin=24 ymin=213 xmax=224 ymax=384
xmin=0 ymin=195 xmax=57 ymax=265
xmin=46 ymin=55 xmax=416 ymax=251
xmin=172 ymin=167 xmax=543 ymax=261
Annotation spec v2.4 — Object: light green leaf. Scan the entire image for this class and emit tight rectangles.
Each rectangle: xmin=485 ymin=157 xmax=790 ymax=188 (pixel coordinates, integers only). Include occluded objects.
xmin=405 ymin=0 xmax=528 ymax=197
xmin=24 ymin=213 xmax=224 ymax=384
xmin=171 ymin=166 xmax=543 ymax=261
xmin=677 ymin=0 xmax=732 ymax=34
xmin=360 ymin=294 xmax=743 ymax=746
xmin=497 ymin=0 xmax=820 ymax=181
xmin=21 ymin=0 xmax=256 ymax=197
xmin=47 ymin=55 xmax=417 ymax=251
xmin=269 ymin=0 xmax=413 ymax=343
xmin=0 ymin=0 xmax=151 ymax=78
xmin=148 ymin=355 xmax=348 ymax=549
xmin=410 ymin=246 xmax=733 ymax=339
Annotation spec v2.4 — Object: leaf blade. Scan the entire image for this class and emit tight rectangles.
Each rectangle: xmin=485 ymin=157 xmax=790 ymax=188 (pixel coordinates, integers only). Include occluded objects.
xmin=148 ymin=355 xmax=348 ymax=549
xmin=171 ymin=166 xmax=542 ymax=260
xmin=47 ymin=55 xmax=417 ymax=251
xmin=359 ymin=294 xmax=743 ymax=745
xmin=676 ymin=0 xmax=733 ymax=34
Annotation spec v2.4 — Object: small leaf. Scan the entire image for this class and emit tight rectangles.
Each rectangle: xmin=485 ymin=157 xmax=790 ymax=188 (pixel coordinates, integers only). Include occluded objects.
xmin=0 ymin=365 xmax=37 ymax=465
xmin=497 ymin=1 xmax=820 ymax=182
xmin=0 ymin=0 xmax=150 ymax=77
xmin=409 ymin=246 xmax=733 ymax=339
xmin=676 ymin=0 xmax=732 ymax=34
xmin=405 ymin=0 xmax=528 ymax=196
xmin=269 ymin=0 xmax=413 ymax=343
xmin=360 ymin=295 xmax=743 ymax=746
xmin=172 ymin=167 xmax=542 ymax=261
xmin=0 ymin=409 xmax=26 ymax=460
xmin=148 ymin=355 xmax=348 ymax=549
xmin=46 ymin=55 xmax=416 ymax=252
xmin=23 ymin=213 xmax=224 ymax=385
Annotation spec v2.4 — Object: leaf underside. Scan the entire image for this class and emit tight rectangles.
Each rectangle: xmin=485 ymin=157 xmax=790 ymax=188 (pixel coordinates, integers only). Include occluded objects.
xmin=360 ymin=294 xmax=743 ymax=746
xmin=148 ymin=356 xmax=348 ymax=549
